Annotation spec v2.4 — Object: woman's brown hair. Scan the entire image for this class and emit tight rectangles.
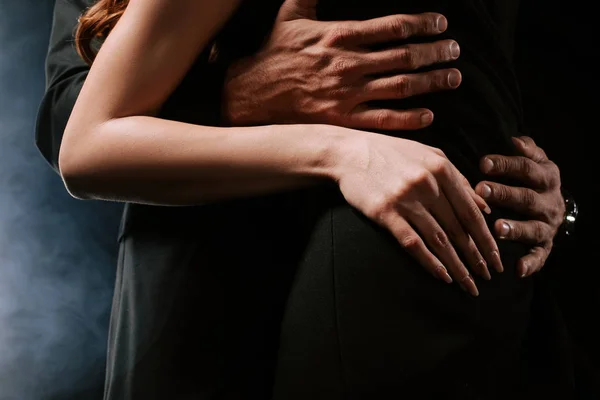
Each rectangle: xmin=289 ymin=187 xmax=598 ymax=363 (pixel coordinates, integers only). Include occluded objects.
xmin=75 ymin=0 xmax=129 ymax=65
xmin=75 ymin=0 xmax=282 ymax=65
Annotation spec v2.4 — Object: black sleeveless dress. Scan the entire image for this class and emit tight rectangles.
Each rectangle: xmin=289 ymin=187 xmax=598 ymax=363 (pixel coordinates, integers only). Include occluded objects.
xmin=104 ymin=1 xmax=550 ymax=399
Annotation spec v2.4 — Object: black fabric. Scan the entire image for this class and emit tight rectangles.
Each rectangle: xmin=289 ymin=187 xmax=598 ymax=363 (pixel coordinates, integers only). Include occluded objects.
xmin=35 ymin=1 xmax=578 ymax=399
xmin=35 ymin=0 xmax=95 ymax=173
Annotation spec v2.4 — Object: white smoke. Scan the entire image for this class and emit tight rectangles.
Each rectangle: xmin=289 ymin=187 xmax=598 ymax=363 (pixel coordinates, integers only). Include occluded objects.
xmin=0 ymin=1 xmax=122 ymax=399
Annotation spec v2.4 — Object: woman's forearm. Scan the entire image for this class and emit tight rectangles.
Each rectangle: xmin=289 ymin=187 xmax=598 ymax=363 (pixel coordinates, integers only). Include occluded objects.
xmin=59 ymin=117 xmax=347 ymax=205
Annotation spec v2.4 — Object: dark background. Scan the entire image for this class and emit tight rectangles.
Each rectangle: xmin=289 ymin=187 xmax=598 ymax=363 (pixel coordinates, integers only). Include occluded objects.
xmin=0 ymin=0 xmax=595 ymax=399
xmin=515 ymin=0 xmax=598 ymax=375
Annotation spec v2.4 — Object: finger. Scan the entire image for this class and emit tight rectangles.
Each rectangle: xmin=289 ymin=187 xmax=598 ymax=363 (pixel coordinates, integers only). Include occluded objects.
xmin=361 ymin=69 xmax=462 ymax=101
xmin=383 ymin=211 xmax=453 ymax=284
xmin=277 ymin=0 xmax=318 ymax=21
xmin=494 ymin=219 xmax=554 ymax=245
xmin=348 ymin=106 xmax=434 ymax=131
xmin=458 ymin=173 xmax=491 ymax=214
xmin=360 ymin=40 xmax=460 ymax=74
xmin=429 ymin=193 xmax=491 ymax=280
xmin=512 ymin=136 xmax=548 ymax=162
xmin=471 ymin=191 xmax=491 ymax=214
xmin=480 ymin=155 xmax=549 ymax=188
xmin=476 ymin=182 xmax=541 ymax=217
xmin=406 ymin=204 xmax=479 ymax=296
xmin=440 ymin=165 xmax=504 ymax=273
xmin=351 ymin=13 xmax=448 ymax=46
xmin=518 ymin=245 xmax=550 ymax=278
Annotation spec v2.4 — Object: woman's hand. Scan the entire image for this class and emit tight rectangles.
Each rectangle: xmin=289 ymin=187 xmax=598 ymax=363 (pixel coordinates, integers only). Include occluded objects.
xmin=223 ymin=0 xmax=461 ymax=130
xmin=332 ymin=129 xmax=504 ymax=296
xmin=475 ymin=136 xmax=565 ymax=278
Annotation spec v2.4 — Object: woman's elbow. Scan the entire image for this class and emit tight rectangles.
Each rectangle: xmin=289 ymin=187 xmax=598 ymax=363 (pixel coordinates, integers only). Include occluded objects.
xmin=58 ymin=132 xmax=95 ymax=200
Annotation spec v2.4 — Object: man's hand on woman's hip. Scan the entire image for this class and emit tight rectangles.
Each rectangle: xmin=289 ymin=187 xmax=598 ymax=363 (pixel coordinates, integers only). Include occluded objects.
xmin=475 ymin=136 xmax=565 ymax=278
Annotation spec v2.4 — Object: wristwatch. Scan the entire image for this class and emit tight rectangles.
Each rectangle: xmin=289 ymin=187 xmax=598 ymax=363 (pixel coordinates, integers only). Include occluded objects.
xmin=559 ymin=189 xmax=578 ymax=237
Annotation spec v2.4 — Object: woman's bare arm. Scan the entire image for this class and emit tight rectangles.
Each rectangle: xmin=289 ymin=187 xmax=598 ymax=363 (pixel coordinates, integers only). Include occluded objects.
xmin=58 ymin=0 xmax=503 ymax=288
xmin=59 ymin=0 xmax=345 ymax=205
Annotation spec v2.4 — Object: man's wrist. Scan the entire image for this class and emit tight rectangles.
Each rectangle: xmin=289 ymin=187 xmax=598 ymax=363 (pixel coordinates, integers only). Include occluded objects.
xmin=221 ymin=55 xmax=271 ymax=127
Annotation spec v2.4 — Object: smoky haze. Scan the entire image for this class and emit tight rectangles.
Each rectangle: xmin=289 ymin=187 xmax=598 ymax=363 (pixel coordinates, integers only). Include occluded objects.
xmin=0 ymin=1 xmax=121 ymax=399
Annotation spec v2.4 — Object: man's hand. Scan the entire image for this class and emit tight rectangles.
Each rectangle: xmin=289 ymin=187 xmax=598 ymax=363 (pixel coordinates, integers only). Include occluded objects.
xmin=475 ymin=137 xmax=565 ymax=278
xmin=223 ymin=0 xmax=462 ymax=130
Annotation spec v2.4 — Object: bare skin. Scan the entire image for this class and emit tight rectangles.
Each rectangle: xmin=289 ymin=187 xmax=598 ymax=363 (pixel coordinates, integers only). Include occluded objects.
xmin=476 ymin=136 xmax=565 ymax=277
xmin=221 ymin=0 xmax=565 ymax=277
xmin=59 ymin=0 xmax=509 ymax=296
xmin=224 ymin=3 xmax=462 ymax=130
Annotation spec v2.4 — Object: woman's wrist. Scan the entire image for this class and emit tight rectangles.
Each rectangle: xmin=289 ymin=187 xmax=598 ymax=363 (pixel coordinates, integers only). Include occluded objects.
xmin=314 ymin=125 xmax=366 ymax=184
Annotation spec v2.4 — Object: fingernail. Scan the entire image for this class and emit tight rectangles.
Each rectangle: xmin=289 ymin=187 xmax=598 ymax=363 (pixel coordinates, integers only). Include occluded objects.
xmin=512 ymin=136 xmax=525 ymax=148
xmin=519 ymin=262 xmax=528 ymax=278
xmin=498 ymin=222 xmax=510 ymax=238
xmin=447 ymin=70 xmax=461 ymax=88
xmin=484 ymin=205 xmax=492 ymax=215
xmin=421 ymin=112 xmax=433 ymax=125
xmin=436 ymin=16 xmax=448 ymax=32
xmin=477 ymin=260 xmax=491 ymax=281
xmin=481 ymin=184 xmax=492 ymax=199
xmin=436 ymin=265 xmax=453 ymax=284
xmin=460 ymin=275 xmax=479 ymax=297
xmin=450 ymin=41 xmax=460 ymax=59
xmin=491 ymin=250 xmax=504 ymax=273
xmin=481 ymin=157 xmax=494 ymax=173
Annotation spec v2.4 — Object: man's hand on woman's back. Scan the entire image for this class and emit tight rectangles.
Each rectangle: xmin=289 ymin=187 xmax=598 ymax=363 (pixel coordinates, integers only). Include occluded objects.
xmin=223 ymin=0 xmax=461 ymax=130
xmin=221 ymin=0 xmax=566 ymax=281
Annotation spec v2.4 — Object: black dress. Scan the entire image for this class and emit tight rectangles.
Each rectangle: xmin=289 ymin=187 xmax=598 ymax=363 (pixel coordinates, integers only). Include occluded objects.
xmin=96 ymin=1 xmax=564 ymax=399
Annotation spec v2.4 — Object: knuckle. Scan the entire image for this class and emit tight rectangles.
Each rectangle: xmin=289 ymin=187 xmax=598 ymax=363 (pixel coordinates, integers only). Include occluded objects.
xmin=328 ymin=83 xmax=354 ymax=99
xmin=522 ymin=189 xmax=537 ymax=212
xmin=509 ymin=223 xmax=522 ymax=239
xmin=547 ymin=162 xmax=561 ymax=187
xmin=533 ymin=223 xmax=546 ymax=243
xmin=432 ymin=230 xmax=450 ymax=249
xmin=325 ymin=25 xmax=356 ymax=45
xmin=495 ymin=185 xmax=509 ymax=202
xmin=393 ymin=76 xmax=412 ymax=96
xmin=330 ymin=57 xmax=356 ymax=75
xmin=429 ymin=156 xmax=451 ymax=177
xmin=364 ymin=194 xmax=391 ymax=223
xmin=493 ymin=157 xmax=508 ymax=172
xmin=466 ymin=202 xmax=483 ymax=220
xmin=400 ymin=234 xmax=421 ymax=250
xmin=398 ymin=48 xmax=418 ymax=69
xmin=456 ymin=270 xmax=471 ymax=282
xmin=430 ymin=147 xmax=446 ymax=158
xmin=521 ymin=136 xmax=535 ymax=147
xmin=374 ymin=110 xmax=394 ymax=130
xmin=410 ymin=171 xmax=438 ymax=194
xmin=389 ymin=18 xmax=409 ymax=39
xmin=520 ymin=158 xmax=534 ymax=175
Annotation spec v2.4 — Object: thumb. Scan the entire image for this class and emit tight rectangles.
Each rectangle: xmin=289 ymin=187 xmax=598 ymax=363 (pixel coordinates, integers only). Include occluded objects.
xmin=277 ymin=0 xmax=318 ymax=21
